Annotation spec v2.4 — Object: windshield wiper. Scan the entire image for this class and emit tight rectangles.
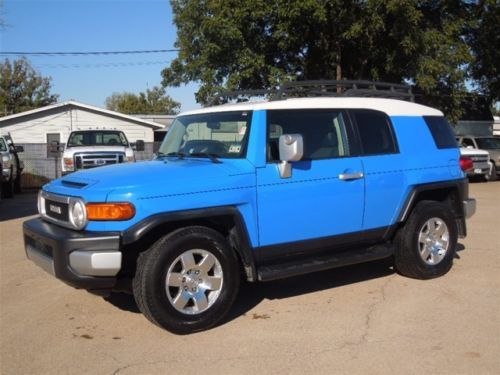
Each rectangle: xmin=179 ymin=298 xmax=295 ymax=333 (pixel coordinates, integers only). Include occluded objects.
xmin=189 ymin=152 xmax=222 ymax=164
xmin=161 ymin=151 xmax=186 ymax=159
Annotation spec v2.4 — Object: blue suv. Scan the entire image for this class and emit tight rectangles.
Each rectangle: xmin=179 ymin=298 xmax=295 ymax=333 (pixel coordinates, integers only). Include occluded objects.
xmin=24 ymin=82 xmax=476 ymax=334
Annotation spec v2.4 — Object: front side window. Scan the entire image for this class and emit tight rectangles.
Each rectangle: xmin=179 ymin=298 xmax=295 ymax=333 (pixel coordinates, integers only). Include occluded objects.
xmin=0 ymin=138 xmax=6 ymax=152
xmin=67 ymin=131 xmax=129 ymax=147
xmin=158 ymin=111 xmax=251 ymax=159
xmin=267 ymin=110 xmax=350 ymax=161
xmin=353 ymin=110 xmax=398 ymax=155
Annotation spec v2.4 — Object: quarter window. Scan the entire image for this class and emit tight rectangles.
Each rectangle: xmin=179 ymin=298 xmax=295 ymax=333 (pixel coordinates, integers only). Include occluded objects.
xmin=423 ymin=116 xmax=458 ymax=149
xmin=353 ymin=110 xmax=398 ymax=155
xmin=267 ymin=110 xmax=350 ymax=161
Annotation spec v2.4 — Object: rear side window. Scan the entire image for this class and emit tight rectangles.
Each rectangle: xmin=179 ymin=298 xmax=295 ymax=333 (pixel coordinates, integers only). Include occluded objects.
xmin=352 ymin=110 xmax=398 ymax=155
xmin=423 ymin=116 xmax=458 ymax=149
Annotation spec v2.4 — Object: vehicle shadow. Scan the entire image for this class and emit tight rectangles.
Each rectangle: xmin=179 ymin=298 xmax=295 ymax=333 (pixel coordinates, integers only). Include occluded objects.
xmin=102 ymin=259 xmax=396 ymax=321
xmin=222 ymin=259 xmax=394 ymax=326
xmin=0 ymin=192 xmax=38 ymax=221
xmin=102 ymin=245 xmax=470 ymax=328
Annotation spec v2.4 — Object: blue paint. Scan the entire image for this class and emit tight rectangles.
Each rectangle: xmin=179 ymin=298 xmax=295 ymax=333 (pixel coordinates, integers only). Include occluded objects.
xmin=42 ymin=109 xmax=463 ymax=251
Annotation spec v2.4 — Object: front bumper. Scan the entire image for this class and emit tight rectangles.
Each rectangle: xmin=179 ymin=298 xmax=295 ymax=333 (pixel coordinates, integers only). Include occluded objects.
xmin=23 ymin=218 xmax=121 ymax=289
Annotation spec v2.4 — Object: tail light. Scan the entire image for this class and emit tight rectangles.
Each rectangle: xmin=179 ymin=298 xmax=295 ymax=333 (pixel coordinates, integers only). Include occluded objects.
xmin=460 ymin=156 xmax=473 ymax=172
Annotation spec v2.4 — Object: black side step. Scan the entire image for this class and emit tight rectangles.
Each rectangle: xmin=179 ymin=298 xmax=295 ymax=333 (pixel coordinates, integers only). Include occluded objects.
xmin=257 ymin=244 xmax=394 ymax=282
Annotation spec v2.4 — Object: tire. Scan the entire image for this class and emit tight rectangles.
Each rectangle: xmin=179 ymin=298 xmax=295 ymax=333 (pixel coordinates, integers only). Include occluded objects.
xmin=133 ymin=226 xmax=240 ymax=334
xmin=14 ymin=172 xmax=22 ymax=193
xmin=488 ymin=162 xmax=497 ymax=181
xmin=2 ymin=169 xmax=14 ymax=198
xmin=394 ymin=201 xmax=457 ymax=279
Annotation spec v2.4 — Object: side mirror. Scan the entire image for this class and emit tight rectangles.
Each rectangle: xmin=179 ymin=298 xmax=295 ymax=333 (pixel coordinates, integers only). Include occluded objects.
xmin=134 ymin=140 xmax=145 ymax=152
xmin=466 ymin=145 xmax=474 ymax=149
xmin=278 ymin=134 xmax=303 ymax=178
xmin=15 ymin=145 xmax=24 ymax=153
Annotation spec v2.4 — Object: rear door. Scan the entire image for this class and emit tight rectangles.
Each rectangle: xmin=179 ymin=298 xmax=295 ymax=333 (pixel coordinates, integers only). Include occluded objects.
xmin=350 ymin=110 xmax=403 ymax=232
xmin=256 ymin=109 xmax=365 ymax=249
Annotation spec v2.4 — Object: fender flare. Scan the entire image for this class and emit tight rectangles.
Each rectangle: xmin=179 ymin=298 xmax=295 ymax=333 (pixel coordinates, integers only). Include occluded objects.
xmin=121 ymin=206 xmax=257 ymax=281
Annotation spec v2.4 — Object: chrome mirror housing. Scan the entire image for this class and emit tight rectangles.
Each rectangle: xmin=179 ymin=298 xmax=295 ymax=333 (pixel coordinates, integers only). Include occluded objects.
xmin=278 ymin=134 xmax=303 ymax=178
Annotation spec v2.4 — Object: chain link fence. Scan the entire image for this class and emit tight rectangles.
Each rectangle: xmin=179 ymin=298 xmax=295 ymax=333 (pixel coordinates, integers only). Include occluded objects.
xmin=18 ymin=143 xmax=156 ymax=190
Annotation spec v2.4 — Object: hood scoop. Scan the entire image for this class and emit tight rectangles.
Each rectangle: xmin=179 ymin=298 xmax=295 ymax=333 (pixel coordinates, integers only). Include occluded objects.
xmin=61 ymin=179 xmax=89 ymax=189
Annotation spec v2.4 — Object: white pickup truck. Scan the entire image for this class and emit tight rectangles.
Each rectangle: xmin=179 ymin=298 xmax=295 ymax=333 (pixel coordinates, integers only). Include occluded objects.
xmin=459 ymin=147 xmax=491 ymax=181
xmin=1 ymin=134 xmax=24 ymax=198
xmin=60 ymin=130 xmax=144 ymax=175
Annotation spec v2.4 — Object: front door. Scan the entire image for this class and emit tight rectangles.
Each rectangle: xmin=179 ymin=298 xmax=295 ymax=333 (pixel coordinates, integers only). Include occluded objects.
xmin=256 ymin=109 xmax=365 ymax=249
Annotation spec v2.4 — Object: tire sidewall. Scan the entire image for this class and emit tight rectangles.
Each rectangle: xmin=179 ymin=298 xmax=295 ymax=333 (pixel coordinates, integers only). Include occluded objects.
xmin=397 ymin=202 xmax=458 ymax=279
xmin=144 ymin=228 xmax=239 ymax=333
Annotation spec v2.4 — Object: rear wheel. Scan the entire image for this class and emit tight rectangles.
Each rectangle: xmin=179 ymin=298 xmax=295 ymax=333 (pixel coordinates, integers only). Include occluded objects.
xmin=133 ymin=226 xmax=240 ymax=334
xmin=394 ymin=201 xmax=457 ymax=279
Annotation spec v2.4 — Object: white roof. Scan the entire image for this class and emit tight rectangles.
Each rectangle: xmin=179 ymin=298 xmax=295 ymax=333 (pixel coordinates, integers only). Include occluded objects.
xmin=181 ymin=97 xmax=443 ymax=117
xmin=0 ymin=100 xmax=165 ymax=129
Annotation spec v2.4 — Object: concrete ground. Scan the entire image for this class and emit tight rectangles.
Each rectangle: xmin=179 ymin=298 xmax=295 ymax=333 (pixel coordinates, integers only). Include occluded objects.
xmin=1 ymin=183 xmax=499 ymax=375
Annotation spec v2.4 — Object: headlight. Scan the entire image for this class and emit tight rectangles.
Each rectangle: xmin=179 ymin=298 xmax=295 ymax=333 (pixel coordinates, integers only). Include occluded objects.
xmin=69 ymin=199 xmax=87 ymax=229
xmin=2 ymin=155 xmax=8 ymax=163
xmin=63 ymin=157 xmax=74 ymax=171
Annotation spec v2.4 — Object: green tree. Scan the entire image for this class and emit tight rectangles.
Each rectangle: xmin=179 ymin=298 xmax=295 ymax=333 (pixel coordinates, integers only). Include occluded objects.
xmin=105 ymin=86 xmax=180 ymax=115
xmin=0 ymin=58 xmax=59 ymax=116
xmin=468 ymin=0 xmax=500 ymax=102
xmin=162 ymin=0 xmax=479 ymax=121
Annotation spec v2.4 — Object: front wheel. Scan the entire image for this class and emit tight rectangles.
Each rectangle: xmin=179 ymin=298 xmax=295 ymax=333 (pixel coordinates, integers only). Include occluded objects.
xmin=394 ymin=201 xmax=458 ymax=279
xmin=2 ymin=169 xmax=14 ymax=198
xmin=133 ymin=226 xmax=240 ymax=334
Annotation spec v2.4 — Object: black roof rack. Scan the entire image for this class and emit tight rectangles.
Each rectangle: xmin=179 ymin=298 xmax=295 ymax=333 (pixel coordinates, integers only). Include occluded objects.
xmin=208 ymin=80 xmax=414 ymax=105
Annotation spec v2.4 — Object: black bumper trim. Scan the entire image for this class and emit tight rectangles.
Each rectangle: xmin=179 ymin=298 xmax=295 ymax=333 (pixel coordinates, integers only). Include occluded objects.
xmin=23 ymin=217 xmax=120 ymax=289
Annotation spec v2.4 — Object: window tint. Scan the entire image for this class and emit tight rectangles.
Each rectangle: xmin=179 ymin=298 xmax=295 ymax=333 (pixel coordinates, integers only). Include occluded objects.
xmin=423 ymin=116 xmax=458 ymax=149
xmin=267 ymin=110 xmax=350 ymax=161
xmin=353 ymin=111 xmax=398 ymax=155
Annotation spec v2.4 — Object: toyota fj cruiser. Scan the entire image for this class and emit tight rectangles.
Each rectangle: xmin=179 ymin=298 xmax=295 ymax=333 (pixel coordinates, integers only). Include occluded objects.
xmin=24 ymin=81 xmax=476 ymax=334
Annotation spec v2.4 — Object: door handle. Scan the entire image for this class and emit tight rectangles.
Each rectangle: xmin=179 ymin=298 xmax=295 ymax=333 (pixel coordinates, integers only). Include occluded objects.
xmin=339 ymin=172 xmax=364 ymax=181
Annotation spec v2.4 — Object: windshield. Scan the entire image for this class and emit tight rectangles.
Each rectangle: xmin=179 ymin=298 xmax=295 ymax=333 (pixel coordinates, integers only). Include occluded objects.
xmin=67 ymin=131 xmax=129 ymax=147
xmin=476 ymin=137 xmax=500 ymax=150
xmin=0 ymin=138 xmax=6 ymax=152
xmin=158 ymin=111 xmax=252 ymax=159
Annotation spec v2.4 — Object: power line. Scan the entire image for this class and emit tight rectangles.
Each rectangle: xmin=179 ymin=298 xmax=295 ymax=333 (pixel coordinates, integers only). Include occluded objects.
xmin=36 ymin=60 xmax=171 ymax=69
xmin=0 ymin=49 xmax=179 ymax=56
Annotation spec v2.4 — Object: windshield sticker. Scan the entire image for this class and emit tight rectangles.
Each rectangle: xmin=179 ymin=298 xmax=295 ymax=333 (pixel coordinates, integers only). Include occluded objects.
xmin=228 ymin=145 xmax=241 ymax=153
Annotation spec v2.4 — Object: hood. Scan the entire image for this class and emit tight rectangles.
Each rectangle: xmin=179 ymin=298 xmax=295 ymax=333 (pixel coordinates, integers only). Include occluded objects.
xmin=64 ymin=145 xmax=131 ymax=154
xmin=46 ymin=158 xmax=256 ymax=201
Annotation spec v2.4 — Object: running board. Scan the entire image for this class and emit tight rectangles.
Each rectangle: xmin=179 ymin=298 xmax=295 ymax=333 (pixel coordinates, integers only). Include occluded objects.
xmin=257 ymin=244 xmax=394 ymax=282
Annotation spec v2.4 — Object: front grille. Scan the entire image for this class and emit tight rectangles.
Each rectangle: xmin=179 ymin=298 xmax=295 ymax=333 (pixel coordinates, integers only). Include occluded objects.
xmin=44 ymin=199 xmax=69 ymax=222
xmin=74 ymin=152 xmax=126 ymax=170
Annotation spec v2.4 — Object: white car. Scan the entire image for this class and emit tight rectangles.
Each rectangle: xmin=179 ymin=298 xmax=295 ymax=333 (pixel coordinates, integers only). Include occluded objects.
xmin=459 ymin=147 xmax=491 ymax=181
xmin=61 ymin=130 xmax=144 ymax=175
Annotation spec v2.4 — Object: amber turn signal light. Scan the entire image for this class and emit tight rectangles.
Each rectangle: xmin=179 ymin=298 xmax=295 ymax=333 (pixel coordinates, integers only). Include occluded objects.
xmin=86 ymin=203 xmax=135 ymax=221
